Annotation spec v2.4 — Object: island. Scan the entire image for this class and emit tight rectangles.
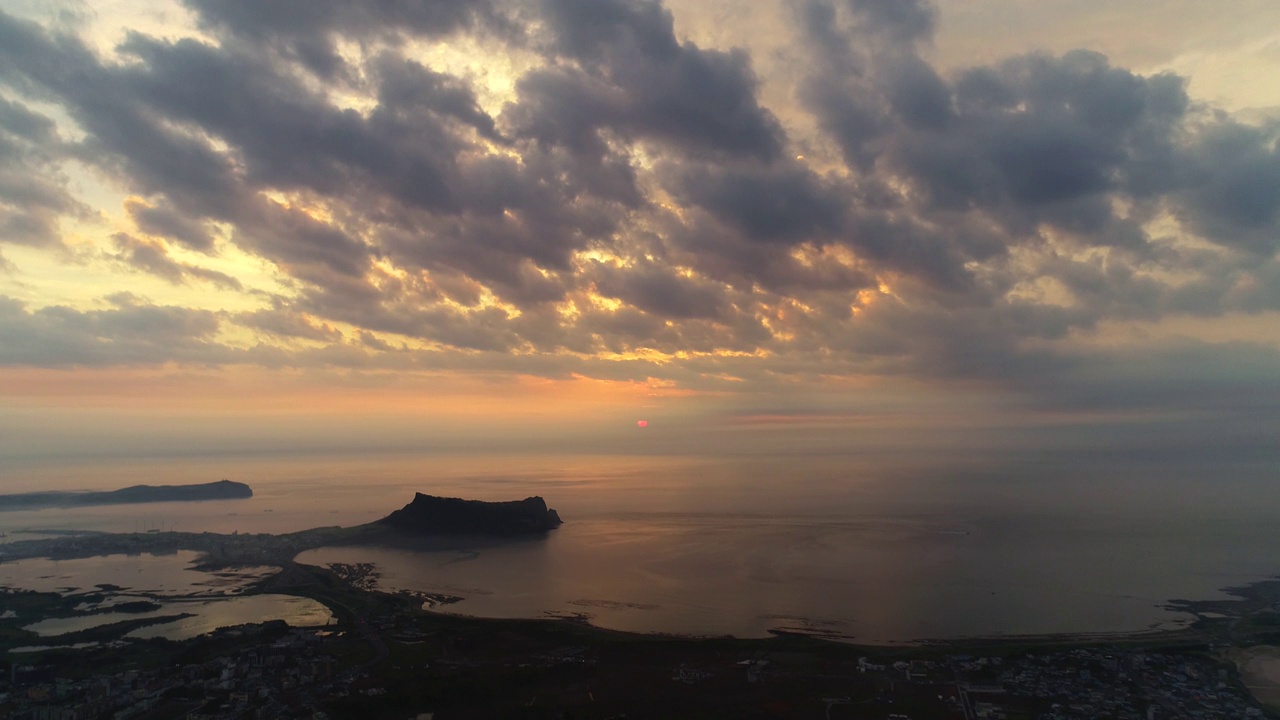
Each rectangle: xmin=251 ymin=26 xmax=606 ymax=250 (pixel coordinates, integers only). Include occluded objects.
xmin=0 ymin=479 xmax=253 ymax=511
xmin=378 ymin=493 xmax=563 ymax=535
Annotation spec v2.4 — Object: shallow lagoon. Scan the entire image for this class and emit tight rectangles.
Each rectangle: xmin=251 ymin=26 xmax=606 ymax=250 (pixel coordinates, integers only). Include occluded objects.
xmin=0 ymin=551 xmax=275 ymax=596
xmin=1 ymin=552 xmax=333 ymax=643
xmin=22 ymin=595 xmax=333 ymax=641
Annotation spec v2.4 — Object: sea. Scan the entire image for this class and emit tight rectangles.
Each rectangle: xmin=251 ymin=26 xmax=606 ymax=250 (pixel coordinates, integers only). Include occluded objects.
xmin=2 ymin=451 xmax=1279 ymax=644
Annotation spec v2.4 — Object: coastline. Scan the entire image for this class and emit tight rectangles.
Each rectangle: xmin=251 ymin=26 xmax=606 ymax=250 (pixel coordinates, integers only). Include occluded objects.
xmin=2 ymin=520 xmax=1269 ymax=650
xmin=5 ymin=527 xmax=1279 ymax=718
xmin=2 ymin=524 xmax=1278 ymax=652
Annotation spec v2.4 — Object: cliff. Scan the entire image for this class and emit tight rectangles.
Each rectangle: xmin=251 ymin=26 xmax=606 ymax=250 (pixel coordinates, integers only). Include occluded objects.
xmin=0 ymin=480 xmax=253 ymax=511
xmin=378 ymin=493 xmax=564 ymax=536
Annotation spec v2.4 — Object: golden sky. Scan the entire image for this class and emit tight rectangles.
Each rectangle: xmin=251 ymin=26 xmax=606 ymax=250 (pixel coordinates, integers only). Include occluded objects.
xmin=0 ymin=0 xmax=1278 ymax=461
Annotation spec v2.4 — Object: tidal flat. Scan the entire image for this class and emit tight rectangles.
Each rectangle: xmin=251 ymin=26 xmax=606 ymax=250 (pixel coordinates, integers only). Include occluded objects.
xmin=0 ymin=552 xmax=333 ymax=647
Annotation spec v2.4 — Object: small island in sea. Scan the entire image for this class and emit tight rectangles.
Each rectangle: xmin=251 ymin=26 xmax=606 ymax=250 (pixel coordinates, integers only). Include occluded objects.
xmin=0 ymin=479 xmax=253 ymax=511
xmin=379 ymin=493 xmax=563 ymax=535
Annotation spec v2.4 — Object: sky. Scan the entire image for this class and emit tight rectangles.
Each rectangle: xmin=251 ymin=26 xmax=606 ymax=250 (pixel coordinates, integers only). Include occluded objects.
xmin=0 ymin=0 xmax=1278 ymax=465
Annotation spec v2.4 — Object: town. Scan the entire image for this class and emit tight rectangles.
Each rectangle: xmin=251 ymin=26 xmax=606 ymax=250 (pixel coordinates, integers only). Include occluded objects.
xmin=3 ymin=587 xmax=1273 ymax=720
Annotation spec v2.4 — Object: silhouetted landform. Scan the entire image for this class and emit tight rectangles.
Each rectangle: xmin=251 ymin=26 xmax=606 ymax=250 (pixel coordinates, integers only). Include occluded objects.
xmin=378 ymin=493 xmax=563 ymax=536
xmin=0 ymin=479 xmax=252 ymax=511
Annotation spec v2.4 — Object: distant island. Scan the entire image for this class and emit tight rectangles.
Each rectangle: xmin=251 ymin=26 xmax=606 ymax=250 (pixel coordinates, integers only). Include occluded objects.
xmin=0 ymin=479 xmax=253 ymax=511
xmin=378 ymin=493 xmax=563 ymax=536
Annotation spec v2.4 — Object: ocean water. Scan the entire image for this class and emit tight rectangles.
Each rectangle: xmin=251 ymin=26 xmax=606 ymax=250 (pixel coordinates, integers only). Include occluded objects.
xmin=295 ymin=510 xmax=1280 ymax=643
xmin=3 ymin=452 xmax=1280 ymax=643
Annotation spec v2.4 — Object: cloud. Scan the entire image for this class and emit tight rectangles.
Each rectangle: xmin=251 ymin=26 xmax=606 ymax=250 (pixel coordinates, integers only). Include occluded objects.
xmin=0 ymin=0 xmax=1277 ymax=435
xmin=181 ymin=0 xmax=507 ymax=77
xmin=590 ymin=259 xmax=732 ymax=320
xmin=1173 ymin=120 xmax=1280 ymax=255
xmin=125 ymin=198 xmax=216 ymax=252
xmin=510 ymin=0 xmax=785 ymax=161
xmin=236 ymin=308 xmax=344 ymax=343
xmin=110 ymin=233 xmax=243 ymax=290
xmin=668 ymin=160 xmax=847 ymax=244
xmin=0 ymin=94 xmax=54 ymax=141
xmin=1030 ymin=339 xmax=1280 ymax=416
xmin=0 ymin=294 xmax=224 ymax=367
xmin=844 ymin=0 xmax=936 ymax=41
xmin=898 ymin=51 xmax=1190 ymax=216
xmin=0 ymin=95 xmax=83 ymax=247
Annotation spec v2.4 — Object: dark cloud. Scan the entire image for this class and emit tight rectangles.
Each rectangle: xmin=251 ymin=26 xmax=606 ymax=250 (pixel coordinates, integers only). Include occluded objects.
xmin=0 ymin=294 xmax=224 ymax=367
xmin=113 ymin=34 xmax=466 ymax=213
xmin=184 ymin=0 xmax=497 ymax=43
xmin=871 ymin=50 xmax=1189 ymax=250
xmin=799 ymin=78 xmax=887 ymax=171
xmin=372 ymin=53 xmax=502 ymax=142
xmin=1023 ymin=340 xmax=1280 ymax=423
xmin=789 ymin=4 xmax=1280 ymax=353
xmin=795 ymin=0 xmax=940 ymax=169
xmin=883 ymin=53 xmax=952 ymax=131
xmin=669 ymin=161 xmax=847 ymax=244
xmin=842 ymin=212 xmax=981 ymax=293
xmin=239 ymin=202 xmax=372 ymax=281
xmin=374 ymin=145 xmax=638 ymax=308
xmin=0 ymin=13 xmax=254 ymax=223
xmin=182 ymin=0 xmax=506 ymax=77
xmin=0 ymin=95 xmax=82 ymax=247
xmin=922 ymin=52 xmax=1188 ymax=210
xmin=1174 ymin=120 xmax=1280 ymax=255
xmin=663 ymin=210 xmax=872 ymax=296
xmin=125 ymin=198 xmax=216 ymax=252
xmin=843 ymin=0 xmax=936 ymax=41
xmin=574 ymin=303 xmax=766 ymax=356
xmin=0 ymin=94 xmax=55 ymax=141
xmin=357 ymin=329 xmax=397 ymax=352
xmin=110 ymin=233 xmax=243 ymax=290
xmin=0 ymin=0 xmax=1276 ymax=430
xmin=509 ymin=0 xmax=784 ymax=161
xmin=237 ymin=308 xmax=344 ymax=343
xmin=540 ymin=0 xmax=676 ymax=59
xmin=0 ymin=16 xmax=635 ymax=308
xmin=590 ymin=260 xmax=732 ymax=320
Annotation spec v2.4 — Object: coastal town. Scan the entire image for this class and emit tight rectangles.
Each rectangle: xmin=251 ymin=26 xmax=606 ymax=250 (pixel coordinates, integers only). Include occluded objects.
xmin=2 ymin=578 xmax=1275 ymax=720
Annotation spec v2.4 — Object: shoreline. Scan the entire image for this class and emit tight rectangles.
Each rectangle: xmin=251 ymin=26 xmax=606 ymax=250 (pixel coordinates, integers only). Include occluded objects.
xmin=6 ymin=529 xmax=1280 ymax=718
xmin=408 ymin=597 xmax=1204 ymax=649
xmin=2 ymin=525 xmax=1278 ymax=653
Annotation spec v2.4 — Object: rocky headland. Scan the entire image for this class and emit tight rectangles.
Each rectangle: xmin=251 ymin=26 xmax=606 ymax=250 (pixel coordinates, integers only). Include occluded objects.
xmin=377 ymin=493 xmax=563 ymax=536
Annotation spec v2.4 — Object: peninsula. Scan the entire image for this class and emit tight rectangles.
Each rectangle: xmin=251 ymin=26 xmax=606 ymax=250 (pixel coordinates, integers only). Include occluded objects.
xmin=0 ymin=479 xmax=253 ymax=511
